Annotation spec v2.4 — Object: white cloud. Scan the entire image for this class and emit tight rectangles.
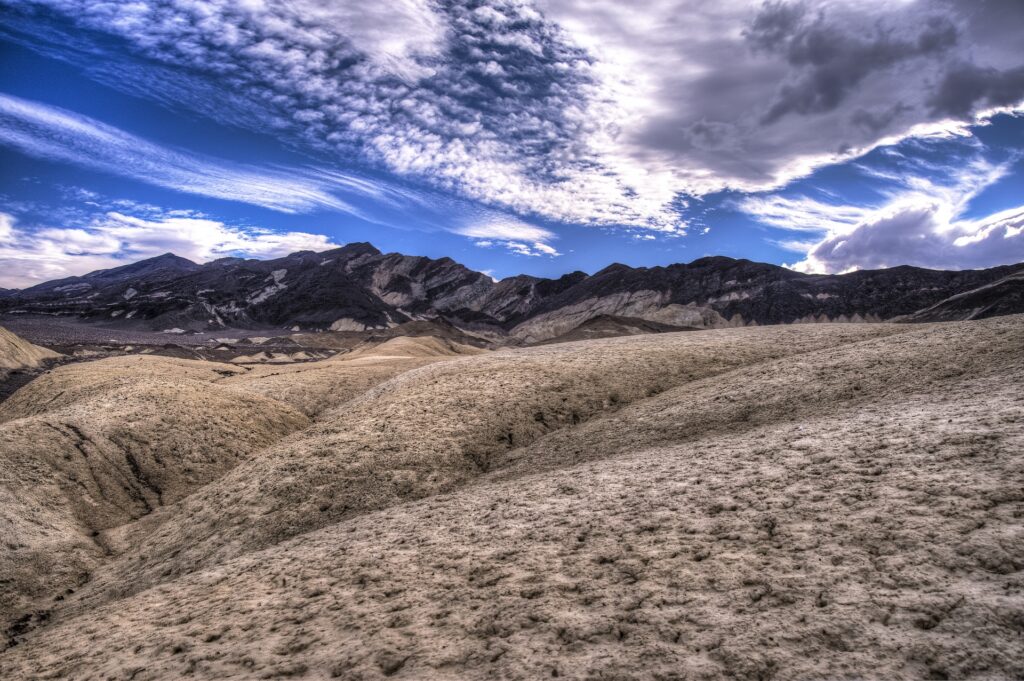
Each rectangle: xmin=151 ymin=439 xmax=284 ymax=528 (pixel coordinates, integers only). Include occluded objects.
xmin=737 ymin=195 xmax=874 ymax=233
xmin=285 ymin=1 xmax=445 ymax=82
xmin=787 ymin=200 xmax=1024 ymax=273
xmin=0 ymin=210 xmax=338 ymax=288
xmin=457 ymin=219 xmax=556 ymax=244
xmin=3 ymin=0 xmax=690 ymax=229
xmin=458 ymin=217 xmax=562 ymax=257
xmin=741 ymin=153 xmax=1024 ymax=272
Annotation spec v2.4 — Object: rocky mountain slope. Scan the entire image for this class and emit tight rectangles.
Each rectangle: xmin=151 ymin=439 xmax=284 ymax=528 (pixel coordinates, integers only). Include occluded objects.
xmin=1 ymin=244 xmax=1022 ymax=341
xmin=899 ymin=268 xmax=1024 ymax=323
xmin=0 ymin=317 xmax=1021 ymax=679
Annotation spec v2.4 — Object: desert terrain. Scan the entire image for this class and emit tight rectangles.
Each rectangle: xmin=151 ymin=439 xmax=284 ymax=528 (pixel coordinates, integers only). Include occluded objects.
xmin=0 ymin=316 xmax=1021 ymax=680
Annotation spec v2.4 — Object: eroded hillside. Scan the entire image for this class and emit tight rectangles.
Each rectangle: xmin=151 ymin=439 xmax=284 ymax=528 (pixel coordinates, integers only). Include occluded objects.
xmin=1 ymin=318 xmax=1022 ymax=680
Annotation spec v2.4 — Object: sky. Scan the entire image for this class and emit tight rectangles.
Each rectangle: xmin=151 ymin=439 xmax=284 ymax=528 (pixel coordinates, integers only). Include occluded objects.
xmin=0 ymin=0 xmax=1022 ymax=289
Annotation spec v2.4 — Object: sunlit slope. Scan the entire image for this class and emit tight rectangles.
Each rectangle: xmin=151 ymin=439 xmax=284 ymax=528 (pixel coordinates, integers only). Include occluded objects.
xmin=0 ymin=326 xmax=59 ymax=372
xmin=0 ymin=356 xmax=308 ymax=626
xmin=222 ymin=336 xmax=485 ymax=416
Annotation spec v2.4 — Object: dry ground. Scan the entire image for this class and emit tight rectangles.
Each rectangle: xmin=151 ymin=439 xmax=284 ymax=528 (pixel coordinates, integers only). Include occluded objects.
xmin=0 ymin=326 xmax=60 ymax=372
xmin=0 ymin=318 xmax=1022 ymax=680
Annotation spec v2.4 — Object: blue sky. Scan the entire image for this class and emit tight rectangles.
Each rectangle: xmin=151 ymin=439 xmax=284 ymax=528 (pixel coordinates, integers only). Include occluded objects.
xmin=0 ymin=0 xmax=1022 ymax=288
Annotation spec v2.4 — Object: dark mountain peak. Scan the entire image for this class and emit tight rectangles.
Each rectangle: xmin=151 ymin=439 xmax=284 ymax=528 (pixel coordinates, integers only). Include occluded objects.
xmin=687 ymin=255 xmax=742 ymax=268
xmin=593 ymin=262 xmax=634 ymax=276
xmin=336 ymin=242 xmax=382 ymax=257
xmin=496 ymin=274 xmax=540 ymax=285
xmin=86 ymin=252 xmax=200 ymax=279
xmin=207 ymin=256 xmax=246 ymax=266
xmin=276 ymin=250 xmax=317 ymax=261
xmin=154 ymin=252 xmax=193 ymax=263
xmin=145 ymin=252 xmax=196 ymax=267
xmin=19 ymin=252 xmax=201 ymax=295
xmin=560 ymin=271 xmax=588 ymax=282
xmin=308 ymin=242 xmax=383 ymax=269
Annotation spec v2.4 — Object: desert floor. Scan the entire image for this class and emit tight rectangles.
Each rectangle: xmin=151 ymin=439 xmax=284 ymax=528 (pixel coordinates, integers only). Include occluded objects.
xmin=1 ymin=318 xmax=1022 ymax=680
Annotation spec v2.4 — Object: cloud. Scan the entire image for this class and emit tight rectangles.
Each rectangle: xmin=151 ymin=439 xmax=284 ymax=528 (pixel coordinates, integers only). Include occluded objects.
xmin=458 ymin=217 xmax=562 ymax=257
xmin=741 ymin=146 xmax=1024 ymax=272
xmin=737 ymin=194 xmax=873 ymax=233
xmin=0 ymin=93 xmax=372 ymax=215
xmin=929 ymin=63 xmax=1024 ymax=118
xmin=4 ymin=0 xmax=1024 ymax=234
xmin=752 ymin=9 xmax=958 ymax=124
xmin=546 ymin=0 xmax=1022 ymax=194
xmin=789 ymin=201 xmax=1024 ymax=273
xmin=0 ymin=209 xmax=338 ymax=288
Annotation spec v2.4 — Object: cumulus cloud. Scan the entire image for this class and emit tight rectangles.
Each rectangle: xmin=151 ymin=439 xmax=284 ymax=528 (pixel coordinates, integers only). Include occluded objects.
xmin=741 ymin=149 xmax=1024 ymax=272
xmin=0 ymin=210 xmax=338 ymax=288
xmin=787 ymin=201 xmax=1024 ymax=273
xmin=458 ymin=218 xmax=562 ymax=257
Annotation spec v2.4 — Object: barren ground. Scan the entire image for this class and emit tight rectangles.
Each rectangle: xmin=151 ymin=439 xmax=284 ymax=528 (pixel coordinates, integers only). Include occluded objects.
xmin=0 ymin=318 xmax=1021 ymax=680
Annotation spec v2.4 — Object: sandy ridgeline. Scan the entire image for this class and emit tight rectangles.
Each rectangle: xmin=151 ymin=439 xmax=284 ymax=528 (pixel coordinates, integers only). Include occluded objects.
xmin=0 ymin=319 xmax=1022 ymax=680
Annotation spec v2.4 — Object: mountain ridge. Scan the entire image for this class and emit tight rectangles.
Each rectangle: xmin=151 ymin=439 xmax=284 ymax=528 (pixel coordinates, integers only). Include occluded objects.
xmin=2 ymin=244 xmax=1022 ymax=341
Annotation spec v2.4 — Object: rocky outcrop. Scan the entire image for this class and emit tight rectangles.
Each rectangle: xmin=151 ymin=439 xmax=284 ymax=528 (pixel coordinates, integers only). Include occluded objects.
xmin=897 ymin=269 xmax=1024 ymax=323
xmin=1 ymin=244 xmax=1022 ymax=339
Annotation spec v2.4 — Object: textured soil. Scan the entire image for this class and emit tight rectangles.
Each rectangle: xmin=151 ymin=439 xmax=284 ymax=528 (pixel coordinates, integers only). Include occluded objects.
xmin=0 ymin=318 xmax=1022 ymax=680
xmin=0 ymin=326 xmax=61 ymax=371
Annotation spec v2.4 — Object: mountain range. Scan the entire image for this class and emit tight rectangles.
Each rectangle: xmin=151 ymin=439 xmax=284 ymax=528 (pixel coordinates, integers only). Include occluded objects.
xmin=2 ymin=243 xmax=1022 ymax=342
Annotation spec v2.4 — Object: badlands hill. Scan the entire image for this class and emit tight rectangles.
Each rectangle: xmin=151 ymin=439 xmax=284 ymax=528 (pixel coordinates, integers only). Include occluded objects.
xmin=0 ymin=316 xmax=1022 ymax=680
xmin=0 ymin=326 xmax=59 ymax=373
xmin=2 ymin=243 xmax=1023 ymax=341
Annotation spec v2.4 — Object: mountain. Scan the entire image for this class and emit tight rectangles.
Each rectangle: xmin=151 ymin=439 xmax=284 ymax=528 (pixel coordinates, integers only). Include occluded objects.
xmin=536 ymin=314 xmax=699 ymax=345
xmin=1 ymin=244 xmax=1022 ymax=340
xmin=898 ymin=269 xmax=1024 ymax=323
xmin=19 ymin=252 xmax=201 ymax=297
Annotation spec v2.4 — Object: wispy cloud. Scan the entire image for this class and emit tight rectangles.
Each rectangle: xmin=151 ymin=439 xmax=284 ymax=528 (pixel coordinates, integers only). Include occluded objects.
xmin=457 ymin=217 xmax=561 ymax=257
xmin=0 ymin=93 xmax=365 ymax=215
xmin=737 ymin=195 xmax=875 ymax=234
xmin=0 ymin=209 xmax=338 ymax=288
